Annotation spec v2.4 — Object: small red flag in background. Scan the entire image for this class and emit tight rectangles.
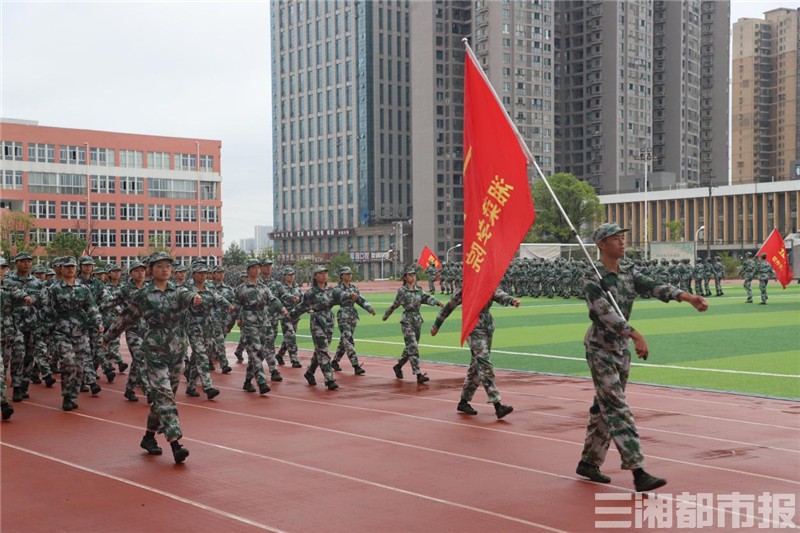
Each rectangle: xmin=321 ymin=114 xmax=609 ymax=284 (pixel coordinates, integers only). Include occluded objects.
xmin=461 ymin=50 xmax=535 ymax=345
xmin=417 ymin=246 xmax=441 ymax=270
xmin=757 ymin=228 xmax=793 ymax=288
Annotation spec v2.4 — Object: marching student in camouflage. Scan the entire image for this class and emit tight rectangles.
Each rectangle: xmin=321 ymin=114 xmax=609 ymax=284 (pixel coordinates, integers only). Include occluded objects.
xmin=713 ymin=256 xmax=725 ymax=296
xmin=173 ymin=264 xmax=188 ymax=286
xmin=233 ymin=272 xmax=248 ymax=363
xmin=382 ymin=267 xmax=443 ymax=383
xmin=332 ymin=266 xmax=376 ymax=375
xmin=41 ymin=256 xmax=104 ymax=411
xmin=103 ymin=252 xmax=201 ymax=464
xmin=276 ymin=267 xmax=303 ymax=368
xmin=3 ymin=252 xmax=48 ymax=401
xmin=259 ymin=259 xmax=285 ymax=381
xmin=740 ymin=252 xmax=755 ymax=303
xmin=431 ymin=287 xmax=517 ymax=419
xmin=233 ymin=260 xmax=288 ymax=394
xmin=185 ymin=265 xmax=234 ymax=399
xmin=692 ymin=257 xmax=705 ymax=296
xmin=103 ymin=261 xmax=151 ymax=402
xmin=425 ymin=260 xmax=438 ymax=294
xmin=0 ymin=257 xmax=31 ymax=420
xmin=76 ymin=256 xmax=115 ymax=387
xmin=756 ymin=253 xmax=774 ymax=304
xmin=103 ymin=264 xmax=129 ymax=374
xmin=292 ymin=265 xmax=357 ymax=390
xmin=208 ymin=266 xmax=234 ymax=374
xmin=575 ymin=223 xmax=708 ymax=492
xmin=701 ymin=258 xmax=713 ymax=297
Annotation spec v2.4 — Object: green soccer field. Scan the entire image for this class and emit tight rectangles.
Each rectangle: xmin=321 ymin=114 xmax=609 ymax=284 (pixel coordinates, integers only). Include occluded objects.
xmin=228 ymin=283 xmax=800 ymax=400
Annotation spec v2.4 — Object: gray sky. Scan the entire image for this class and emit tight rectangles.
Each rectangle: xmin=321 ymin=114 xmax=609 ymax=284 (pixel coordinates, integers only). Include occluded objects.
xmin=0 ymin=1 xmax=795 ymax=248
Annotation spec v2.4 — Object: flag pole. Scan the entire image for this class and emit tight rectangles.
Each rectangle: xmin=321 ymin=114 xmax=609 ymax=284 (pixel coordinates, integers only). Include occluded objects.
xmin=462 ymin=38 xmax=626 ymax=321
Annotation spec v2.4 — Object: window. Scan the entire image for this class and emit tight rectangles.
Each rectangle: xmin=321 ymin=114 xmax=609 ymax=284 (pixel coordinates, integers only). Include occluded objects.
xmin=28 ymin=172 xmax=86 ymax=194
xmin=91 ymin=175 xmax=115 ymax=194
xmin=174 ymin=153 xmax=197 ymax=171
xmin=174 ymin=205 xmax=197 ymax=222
xmin=27 ymin=143 xmax=55 ymax=163
xmin=120 ymin=229 xmax=145 ymax=248
xmin=147 ymin=230 xmax=172 ymax=248
xmin=200 ymin=155 xmax=214 ymax=172
xmin=91 ymin=202 xmax=116 ymax=220
xmin=147 ymin=151 xmax=171 ymax=170
xmin=120 ymin=176 xmax=144 ymax=195
xmin=59 ymin=174 xmax=87 ymax=195
xmin=175 ymin=230 xmax=197 ymax=248
xmin=148 ymin=204 xmax=171 ymax=222
xmin=200 ymin=181 xmax=218 ymax=200
xmin=147 ymin=178 xmax=195 ymax=199
xmin=201 ymin=206 xmax=219 ymax=223
xmin=91 ymin=229 xmax=117 ymax=247
xmin=1 ymin=170 xmax=23 ymax=189
xmin=29 ymin=228 xmax=57 ymax=246
xmin=89 ymin=147 xmax=115 ymax=166
xmin=3 ymin=141 xmax=23 ymax=161
xmin=119 ymin=203 xmax=144 ymax=221
xmin=119 ymin=150 xmax=143 ymax=168
xmin=61 ymin=201 xmax=87 ymax=220
xmin=59 ymin=145 xmax=86 ymax=164
xmin=201 ymin=231 xmax=219 ymax=248
xmin=28 ymin=200 xmax=56 ymax=219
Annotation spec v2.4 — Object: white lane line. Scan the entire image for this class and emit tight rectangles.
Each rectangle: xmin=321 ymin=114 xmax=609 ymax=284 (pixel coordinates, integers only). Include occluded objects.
xmin=0 ymin=442 xmax=286 ymax=533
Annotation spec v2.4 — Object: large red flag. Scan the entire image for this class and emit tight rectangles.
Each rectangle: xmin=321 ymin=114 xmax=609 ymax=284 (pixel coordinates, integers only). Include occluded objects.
xmin=756 ymin=228 xmax=793 ymax=288
xmin=417 ymin=245 xmax=441 ymax=270
xmin=461 ymin=49 xmax=535 ymax=345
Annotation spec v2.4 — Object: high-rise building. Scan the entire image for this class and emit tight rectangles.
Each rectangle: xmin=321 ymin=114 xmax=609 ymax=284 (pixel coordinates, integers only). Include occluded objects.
xmin=239 ymin=238 xmax=255 ymax=253
xmin=0 ymin=119 xmax=223 ymax=267
xmin=270 ymin=0 xmax=412 ymax=278
xmin=732 ymin=8 xmax=799 ymax=184
xmin=254 ymin=224 xmax=273 ymax=252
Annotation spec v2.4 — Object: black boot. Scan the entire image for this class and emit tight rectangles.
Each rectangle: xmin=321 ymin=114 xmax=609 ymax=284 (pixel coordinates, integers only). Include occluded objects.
xmin=140 ymin=432 xmax=163 ymax=455
xmin=270 ymin=370 xmax=283 ymax=382
xmin=1 ymin=402 xmax=14 ymax=420
xmin=185 ymin=388 xmax=200 ymax=397
xmin=576 ymin=461 xmax=611 ymax=483
xmin=416 ymin=373 xmax=430 ymax=384
xmin=221 ymin=366 xmax=232 ymax=374
xmin=304 ymin=371 xmax=317 ymax=386
xmin=392 ymin=363 xmax=404 ymax=379
xmin=457 ymin=400 xmax=478 ymax=415
xmin=331 ymin=359 xmax=342 ymax=371
xmin=170 ymin=440 xmax=189 ymax=464
xmin=494 ymin=402 xmax=513 ymax=419
xmin=258 ymin=382 xmax=271 ymax=395
xmin=90 ymin=383 xmax=101 ymax=396
xmin=633 ymin=468 xmax=667 ymax=492
xmin=242 ymin=380 xmax=256 ymax=393
xmin=354 ymin=365 xmax=366 ymax=375
xmin=43 ymin=374 xmax=56 ymax=388
xmin=124 ymin=389 xmax=139 ymax=402
xmin=118 ymin=361 xmax=129 ymax=373
xmin=325 ymin=380 xmax=339 ymax=391
xmin=205 ymin=387 xmax=220 ymax=400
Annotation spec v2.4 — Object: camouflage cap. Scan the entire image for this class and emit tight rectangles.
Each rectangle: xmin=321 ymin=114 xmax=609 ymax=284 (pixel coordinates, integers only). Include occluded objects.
xmin=61 ymin=256 xmax=78 ymax=267
xmin=239 ymin=272 xmax=248 ymax=279
xmin=339 ymin=266 xmax=353 ymax=275
xmin=149 ymin=251 xmax=173 ymax=265
xmin=0 ymin=257 xmax=6 ymax=267
xmin=246 ymin=259 xmax=261 ymax=269
xmin=13 ymin=252 xmax=33 ymax=262
xmin=46 ymin=269 xmax=55 ymax=276
xmin=174 ymin=264 xmax=188 ymax=272
xmin=93 ymin=267 xmax=107 ymax=275
xmin=260 ymin=258 xmax=274 ymax=266
xmin=78 ymin=256 xmax=96 ymax=266
xmin=283 ymin=267 xmax=296 ymax=275
xmin=107 ymin=263 xmax=122 ymax=272
xmin=592 ymin=223 xmax=629 ymax=243
xmin=715 ymin=256 xmax=722 ymax=261
xmin=212 ymin=265 xmax=225 ymax=273
xmin=745 ymin=252 xmax=753 ymax=258
xmin=128 ymin=261 xmax=145 ymax=273
xmin=32 ymin=265 xmax=46 ymax=274
xmin=192 ymin=264 xmax=209 ymax=273
xmin=403 ymin=266 xmax=418 ymax=275
xmin=312 ymin=265 xmax=329 ymax=275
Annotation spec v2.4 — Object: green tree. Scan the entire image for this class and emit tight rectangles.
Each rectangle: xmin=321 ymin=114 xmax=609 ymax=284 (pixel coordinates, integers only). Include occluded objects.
xmin=327 ymin=252 xmax=357 ymax=280
xmin=46 ymin=231 xmax=88 ymax=260
xmin=525 ymin=173 xmax=602 ymax=243
xmin=666 ymin=220 xmax=684 ymax=242
xmin=0 ymin=211 xmax=38 ymax=259
xmin=255 ymin=247 xmax=276 ymax=261
xmin=294 ymin=258 xmax=313 ymax=286
xmin=144 ymin=234 xmax=173 ymax=257
xmin=222 ymin=242 xmax=249 ymax=266
xmin=718 ymin=252 xmax=740 ymax=279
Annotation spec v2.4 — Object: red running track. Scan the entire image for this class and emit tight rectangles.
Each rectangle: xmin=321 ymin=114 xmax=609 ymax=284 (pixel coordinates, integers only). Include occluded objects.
xmin=2 ymin=345 xmax=798 ymax=532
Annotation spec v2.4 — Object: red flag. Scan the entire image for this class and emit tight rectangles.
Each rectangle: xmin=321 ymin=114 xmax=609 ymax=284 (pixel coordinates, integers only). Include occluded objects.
xmin=417 ymin=246 xmax=441 ymax=270
xmin=461 ymin=49 xmax=535 ymax=345
xmin=756 ymin=228 xmax=793 ymax=288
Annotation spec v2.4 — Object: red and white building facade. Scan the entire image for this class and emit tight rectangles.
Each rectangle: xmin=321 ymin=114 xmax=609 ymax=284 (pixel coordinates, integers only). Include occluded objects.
xmin=0 ymin=119 xmax=223 ymax=267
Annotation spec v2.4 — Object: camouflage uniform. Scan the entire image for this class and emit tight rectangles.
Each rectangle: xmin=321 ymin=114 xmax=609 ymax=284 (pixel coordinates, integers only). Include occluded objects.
xmin=260 ymin=265 xmax=287 ymax=380
xmin=756 ymin=256 xmax=773 ymax=304
xmin=382 ymin=276 xmax=442 ymax=380
xmin=713 ymin=257 xmax=725 ymax=296
xmin=185 ymin=274 xmax=233 ymax=396
xmin=433 ymin=288 xmax=515 ymax=405
xmin=740 ymin=253 xmax=755 ymax=302
xmin=1 ymin=274 xmax=28 ymax=412
xmin=581 ymin=260 xmax=684 ymax=471
xmin=42 ymin=271 xmax=103 ymax=409
xmin=276 ymin=268 xmax=303 ymax=367
xmin=333 ymin=271 xmax=376 ymax=373
xmin=292 ymin=273 xmax=351 ymax=389
xmin=105 ymin=279 xmax=199 ymax=442
xmin=209 ymin=267 xmax=235 ymax=371
xmin=425 ymin=262 xmax=438 ymax=293
xmin=76 ymin=261 xmax=115 ymax=385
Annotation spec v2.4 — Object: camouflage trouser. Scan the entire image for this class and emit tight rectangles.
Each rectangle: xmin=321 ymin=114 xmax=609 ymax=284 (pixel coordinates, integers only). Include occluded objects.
xmin=107 ymin=337 xmax=123 ymax=365
xmin=82 ymin=330 xmax=101 ymax=386
xmin=124 ymin=330 xmax=150 ymax=396
xmin=186 ymin=329 xmax=214 ymax=391
xmin=714 ymin=276 xmax=723 ymax=295
xmin=334 ymin=317 xmax=360 ymax=368
xmin=234 ymin=338 xmax=246 ymax=356
xmin=53 ymin=334 xmax=89 ymax=401
xmin=396 ymin=319 xmax=423 ymax=376
xmin=2 ymin=331 xmax=23 ymax=390
xmin=681 ymin=277 xmax=693 ymax=293
xmin=240 ymin=323 xmax=268 ymax=386
xmin=13 ymin=329 xmax=43 ymax=389
xmin=759 ymin=278 xmax=769 ymax=303
xmin=306 ymin=318 xmax=335 ymax=384
xmin=702 ymin=275 xmax=711 ymax=295
xmin=261 ymin=320 xmax=280 ymax=373
xmin=205 ymin=325 xmax=229 ymax=369
xmin=428 ymin=279 xmax=435 ymax=293
xmin=0 ymin=354 xmax=6 ymax=405
xmin=744 ymin=278 xmax=753 ymax=300
xmin=581 ymin=346 xmax=644 ymax=471
xmin=461 ymin=329 xmax=500 ymax=404
xmin=276 ymin=318 xmax=300 ymax=364
xmin=143 ymin=346 xmax=184 ymax=442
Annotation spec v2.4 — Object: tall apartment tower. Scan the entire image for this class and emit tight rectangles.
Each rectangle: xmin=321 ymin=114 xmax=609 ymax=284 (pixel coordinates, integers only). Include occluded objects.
xmin=732 ymin=8 xmax=799 ymax=184
xmin=270 ymin=0 xmax=411 ymax=277
xmin=411 ymin=0 xmax=555 ymax=260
